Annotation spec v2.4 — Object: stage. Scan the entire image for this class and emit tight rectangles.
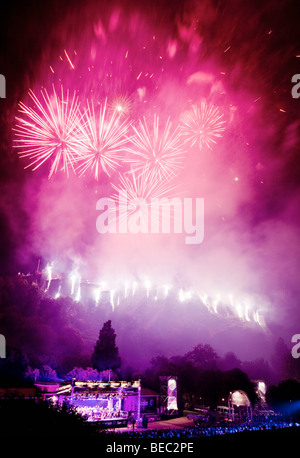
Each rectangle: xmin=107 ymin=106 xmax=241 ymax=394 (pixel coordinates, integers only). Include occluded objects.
xmin=44 ymin=380 xmax=142 ymax=428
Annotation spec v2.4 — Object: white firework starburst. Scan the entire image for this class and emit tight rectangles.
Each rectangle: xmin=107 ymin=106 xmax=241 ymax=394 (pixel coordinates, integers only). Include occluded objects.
xmin=125 ymin=115 xmax=185 ymax=182
xmin=72 ymin=99 xmax=131 ymax=180
xmin=180 ymin=101 xmax=225 ymax=150
xmin=111 ymin=168 xmax=179 ymax=232
xmin=14 ymin=85 xmax=82 ymax=178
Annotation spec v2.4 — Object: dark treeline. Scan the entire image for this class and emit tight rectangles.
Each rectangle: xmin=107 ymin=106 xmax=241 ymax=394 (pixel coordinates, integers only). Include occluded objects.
xmin=0 ymin=398 xmax=105 ymax=438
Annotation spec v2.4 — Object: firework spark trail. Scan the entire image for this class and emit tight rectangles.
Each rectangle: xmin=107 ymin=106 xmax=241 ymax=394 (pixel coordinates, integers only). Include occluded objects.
xmin=180 ymin=101 xmax=226 ymax=150
xmin=72 ymin=99 xmax=131 ymax=180
xmin=45 ymin=263 xmax=52 ymax=292
xmin=65 ymin=271 xmax=266 ymax=327
xmin=13 ymin=85 xmax=82 ymax=178
xmin=124 ymin=115 xmax=185 ymax=182
xmin=110 ymin=168 xmax=179 ymax=232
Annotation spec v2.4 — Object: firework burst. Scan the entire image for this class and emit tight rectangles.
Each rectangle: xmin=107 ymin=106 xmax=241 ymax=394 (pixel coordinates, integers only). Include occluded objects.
xmin=125 ymin=115 xmax=185 ymax=182
xmin=14 ymin=85 xmax=82 ymax=178
xmin=72 ymin=99 xmax=131 ymax=180
xmin=180 ymin=101 xmax=226 ymax=150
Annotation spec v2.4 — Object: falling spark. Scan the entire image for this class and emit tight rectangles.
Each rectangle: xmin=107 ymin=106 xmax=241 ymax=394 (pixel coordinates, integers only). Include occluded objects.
xmin=163 ymin=285 xmax=170 ymax=297
xmin=236 ymin=302 xmax=246 ymax=321
xmin=132 ymin=281 xmax=137 ymax=296
xmin=212 ymin=294 xmax=220 ymax=313
xmin=144 ymin=279 xmax=151 ymax=297
xmin=179 ymin=288 xmax=185 ymax=302
xmin=110 ymin=289 xmax=115 ymax=309
xmin=64 ymin=49 xmax=75 ymax=69
xmin=95 ymin=287 xmax=101 ymax=304
xmin=245 ymin=305 xmax=250 ymax=322
xmin=75 ymin=286 xmax=81 ymax=302
xmin=70 ymin=271 xmax=81 ymax=298
xmin=45 ymin=263 xmax=53 ymax=292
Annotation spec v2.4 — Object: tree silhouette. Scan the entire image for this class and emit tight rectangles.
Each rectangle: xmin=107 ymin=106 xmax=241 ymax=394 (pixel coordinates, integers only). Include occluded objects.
xmin=184 ymin=343 xmax=219 ymax=370
xmin=91 ymin=320 xmax=121 ymax=373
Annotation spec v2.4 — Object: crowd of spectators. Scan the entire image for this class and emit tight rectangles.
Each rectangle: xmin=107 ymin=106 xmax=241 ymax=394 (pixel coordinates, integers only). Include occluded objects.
xmin=107 ymin=419 xmax=300 ymax=439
